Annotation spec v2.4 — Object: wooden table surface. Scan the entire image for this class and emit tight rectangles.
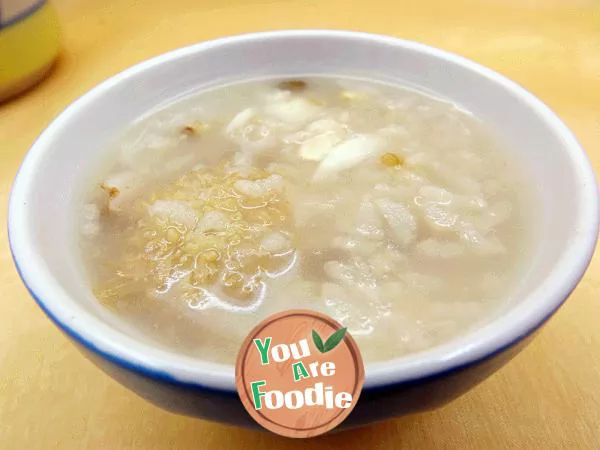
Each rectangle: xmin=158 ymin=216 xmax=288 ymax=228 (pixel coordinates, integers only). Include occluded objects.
xmin=1 ymin=0 xmax=599 ymax=448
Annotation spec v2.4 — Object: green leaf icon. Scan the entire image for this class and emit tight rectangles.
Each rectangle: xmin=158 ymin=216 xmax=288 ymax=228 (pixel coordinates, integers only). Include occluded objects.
xmin=323 ymin=327 xmax=347 ymax=353
xmin=312 ymin=329 xmax=325 ymax=352
xmin=312 ymin=327 xmax=348 ymax=353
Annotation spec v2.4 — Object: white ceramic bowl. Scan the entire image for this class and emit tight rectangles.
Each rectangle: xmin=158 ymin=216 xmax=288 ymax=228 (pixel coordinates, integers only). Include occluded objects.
xmin=9 ymin=30 xmax=599 ymax=428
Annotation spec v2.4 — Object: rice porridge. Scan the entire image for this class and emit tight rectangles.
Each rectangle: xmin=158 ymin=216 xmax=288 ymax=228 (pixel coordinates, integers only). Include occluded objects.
xmin=79 ymin=77 xmax=536 ymax=363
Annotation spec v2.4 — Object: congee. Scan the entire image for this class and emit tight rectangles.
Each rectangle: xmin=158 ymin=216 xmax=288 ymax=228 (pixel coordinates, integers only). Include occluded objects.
xmin=79 ymin=76 xmax=535 ymax=363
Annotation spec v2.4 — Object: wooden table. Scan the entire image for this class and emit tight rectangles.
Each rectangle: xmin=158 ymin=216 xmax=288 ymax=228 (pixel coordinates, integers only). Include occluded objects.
xmin=1 ymin=0 xmax=599 ymax=448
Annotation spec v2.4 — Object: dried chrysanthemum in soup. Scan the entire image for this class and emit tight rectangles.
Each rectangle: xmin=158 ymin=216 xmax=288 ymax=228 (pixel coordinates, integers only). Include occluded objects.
xmin=80 ymin=77 xmax=535 ymax=363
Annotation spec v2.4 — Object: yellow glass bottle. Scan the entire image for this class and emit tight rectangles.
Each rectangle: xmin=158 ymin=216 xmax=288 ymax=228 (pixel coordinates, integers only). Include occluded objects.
xmin=0 ymin=0 xmax=60 ymax=102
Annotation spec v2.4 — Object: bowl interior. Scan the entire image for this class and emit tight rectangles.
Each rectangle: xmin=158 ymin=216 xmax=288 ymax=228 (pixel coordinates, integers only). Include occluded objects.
xmin=9 ymin=31 xmax=598 ymax=390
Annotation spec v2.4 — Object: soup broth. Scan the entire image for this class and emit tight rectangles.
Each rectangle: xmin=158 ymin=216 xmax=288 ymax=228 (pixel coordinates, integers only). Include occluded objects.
xmin=79 ymin=76 xmax=536 ymax=363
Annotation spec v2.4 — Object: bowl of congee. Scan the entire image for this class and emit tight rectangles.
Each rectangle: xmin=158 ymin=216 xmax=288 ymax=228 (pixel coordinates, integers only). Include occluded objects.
xmin=9 ymin=31 xmax=599 ymax=428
